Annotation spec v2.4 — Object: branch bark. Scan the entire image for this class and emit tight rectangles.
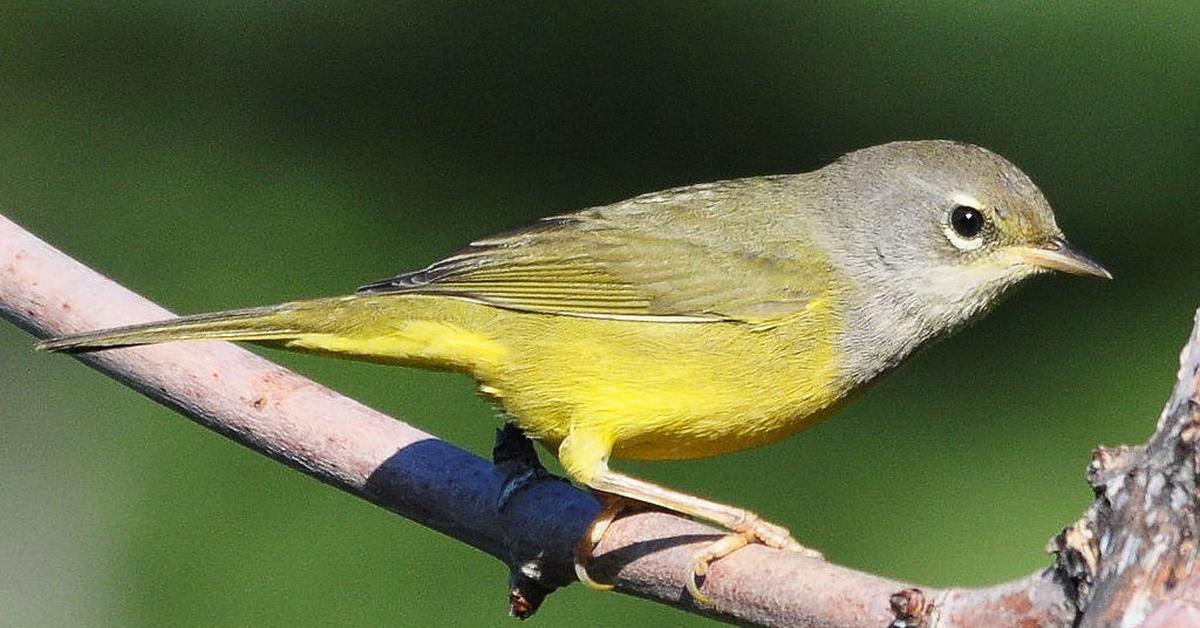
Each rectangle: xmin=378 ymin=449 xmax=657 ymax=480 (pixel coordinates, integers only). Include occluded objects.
xmin=1048 ymin=309 xmax=1200 ymax=626
xmin=1 ymin=211 xmax=1193 ymax=626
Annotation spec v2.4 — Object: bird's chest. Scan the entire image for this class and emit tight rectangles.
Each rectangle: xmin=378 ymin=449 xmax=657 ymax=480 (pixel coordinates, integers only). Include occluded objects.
xmin=492 ymin=303 xmax=849 ymax=461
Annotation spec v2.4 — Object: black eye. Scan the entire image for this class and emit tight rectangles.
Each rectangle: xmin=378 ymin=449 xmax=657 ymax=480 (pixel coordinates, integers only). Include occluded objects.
xmin=950 ymin=206 xmax=984 ymax=238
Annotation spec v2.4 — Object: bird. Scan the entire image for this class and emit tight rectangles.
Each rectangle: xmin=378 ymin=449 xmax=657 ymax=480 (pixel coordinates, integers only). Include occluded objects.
xmin=37 ymin=140 xmax=1111 ymax=603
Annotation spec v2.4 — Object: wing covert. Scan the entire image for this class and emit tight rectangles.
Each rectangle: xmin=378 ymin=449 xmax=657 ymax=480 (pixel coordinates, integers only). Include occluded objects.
xmin=359 ymin=186 xmax=829 ymax=324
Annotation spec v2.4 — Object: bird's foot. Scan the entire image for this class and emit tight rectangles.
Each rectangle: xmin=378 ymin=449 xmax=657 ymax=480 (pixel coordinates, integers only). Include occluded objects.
xmin=573 ymin=494 xmax=630 ymax=591
xmin=687 ymin=516 xmax=822 ymax=605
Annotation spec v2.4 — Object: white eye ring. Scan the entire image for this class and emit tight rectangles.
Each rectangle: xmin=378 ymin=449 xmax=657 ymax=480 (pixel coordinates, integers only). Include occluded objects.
xmin=944 ymin=193 xmax=986 ymax=251
xmin=943 ymin=220 xmax=985 ymax=251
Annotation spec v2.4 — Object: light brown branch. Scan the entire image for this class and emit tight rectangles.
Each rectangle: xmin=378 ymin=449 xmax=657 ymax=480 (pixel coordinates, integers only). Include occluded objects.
xmin=14 ymin=210 xmax=1194 ymax=626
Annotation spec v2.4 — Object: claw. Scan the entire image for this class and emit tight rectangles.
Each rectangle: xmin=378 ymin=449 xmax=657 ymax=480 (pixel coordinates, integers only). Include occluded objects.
xmin=797 ymin=545 xmax=824 ymax=560
xmin=686 ymin=532 xmax=750 ymax=604
xmin=573 ymin=495 xmax=627 ymax=591
xmin=574 ymin=561 xmax=615 ymax=592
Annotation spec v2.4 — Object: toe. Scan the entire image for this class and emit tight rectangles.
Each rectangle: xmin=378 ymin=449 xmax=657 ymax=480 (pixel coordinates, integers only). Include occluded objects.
xmin=572 ymin=496 xmax=628 ymax=592
xmin=684 ymin=533 xmax=750 ymax=605
xmin=573 ymin=528 xmax=615 ymax=591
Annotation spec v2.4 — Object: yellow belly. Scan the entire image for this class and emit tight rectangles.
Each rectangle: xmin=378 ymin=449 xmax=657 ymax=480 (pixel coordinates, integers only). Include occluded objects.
xmin=478 ymin=298 xmax=845 ymax=461
xmin=285 ymin=293 xmax=846 ymax=462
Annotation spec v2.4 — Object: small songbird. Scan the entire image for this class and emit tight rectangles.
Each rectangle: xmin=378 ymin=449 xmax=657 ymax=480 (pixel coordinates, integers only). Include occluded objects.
xmin=38 ymin=140 xmax=1110 ymax=603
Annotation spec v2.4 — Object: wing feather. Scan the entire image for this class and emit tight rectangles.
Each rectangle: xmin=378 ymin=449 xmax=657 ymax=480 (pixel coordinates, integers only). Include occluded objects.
xmin=359 ymin=181 xmax=829 ymax=323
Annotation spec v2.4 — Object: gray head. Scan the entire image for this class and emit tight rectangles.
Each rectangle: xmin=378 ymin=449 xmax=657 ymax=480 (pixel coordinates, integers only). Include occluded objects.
xmin=809 ymin=140 xmax=1109 ymax=382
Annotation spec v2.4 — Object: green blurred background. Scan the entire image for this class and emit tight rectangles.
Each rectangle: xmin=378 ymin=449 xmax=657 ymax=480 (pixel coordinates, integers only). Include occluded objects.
xmin=1 ymin=3 xmax=1197 ymax=626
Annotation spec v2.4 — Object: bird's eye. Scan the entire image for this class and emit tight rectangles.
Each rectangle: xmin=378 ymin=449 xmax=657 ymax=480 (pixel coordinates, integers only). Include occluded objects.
xmin=943 ymin=204 xmax=987 ymax=251
xmin=950 ymin=206 xmax=984 ymax=238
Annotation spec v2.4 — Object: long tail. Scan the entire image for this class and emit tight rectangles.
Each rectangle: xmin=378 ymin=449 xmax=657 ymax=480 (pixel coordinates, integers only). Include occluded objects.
xmin=35 ymin=294 xmax=506 ymax=377
xmin=36 ymin=301 xmax=329 ymax=352
xmin=38 ymin=295 xmax=509 ymax=388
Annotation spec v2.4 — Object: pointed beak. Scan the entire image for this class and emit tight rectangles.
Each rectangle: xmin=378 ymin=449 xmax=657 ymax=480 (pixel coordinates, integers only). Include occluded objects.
xmin=1008 ymin=237 xmax=1112 ymax=279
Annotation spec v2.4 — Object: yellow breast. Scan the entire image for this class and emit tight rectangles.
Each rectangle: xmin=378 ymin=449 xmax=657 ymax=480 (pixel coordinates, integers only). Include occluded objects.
xmin=481 ymin=295 xmax=847 ymax=461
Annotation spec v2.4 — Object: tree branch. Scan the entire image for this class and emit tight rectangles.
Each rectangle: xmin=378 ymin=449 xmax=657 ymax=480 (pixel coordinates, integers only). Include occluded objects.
xmin=3 ymin=211 xmax=1192 ymax=626
xmin=1048 ymin=309 xmax=1200 ymax=626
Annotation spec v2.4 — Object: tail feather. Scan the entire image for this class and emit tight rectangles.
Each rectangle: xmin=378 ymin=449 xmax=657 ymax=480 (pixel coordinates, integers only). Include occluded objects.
xmin=36 ymin=303 xmax=305 ymax=353
xmin=35 ymin=294 xmax=504 ymax=377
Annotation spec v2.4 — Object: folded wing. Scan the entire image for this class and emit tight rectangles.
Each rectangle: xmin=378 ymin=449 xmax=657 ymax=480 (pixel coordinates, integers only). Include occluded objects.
xmin=360 ymin=185 xmax=828 ymax=324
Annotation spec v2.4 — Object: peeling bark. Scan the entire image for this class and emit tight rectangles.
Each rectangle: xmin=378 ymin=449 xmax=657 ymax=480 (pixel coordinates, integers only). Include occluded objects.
xmin=1050 ymin=312 xmax=1200 ymax=626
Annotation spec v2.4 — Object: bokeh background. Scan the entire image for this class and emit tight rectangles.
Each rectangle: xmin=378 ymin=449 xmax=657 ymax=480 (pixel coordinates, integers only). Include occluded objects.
xmin=1 ymin=3 xmax=1197 ymax=626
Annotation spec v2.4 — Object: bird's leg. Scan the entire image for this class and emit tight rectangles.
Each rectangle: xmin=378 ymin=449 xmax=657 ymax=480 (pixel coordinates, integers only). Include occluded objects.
xmin=558 ymin=431 xmax=820 ymax=602
xmin=586 ymin=469 xmax=823 ymax=604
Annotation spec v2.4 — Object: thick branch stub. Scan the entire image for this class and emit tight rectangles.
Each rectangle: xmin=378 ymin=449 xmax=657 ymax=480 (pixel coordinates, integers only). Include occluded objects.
xmin=492 ymin=423 xmax=579 ymax=619
xmin=1051 ymin=310 xmax=1200 ymax=627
